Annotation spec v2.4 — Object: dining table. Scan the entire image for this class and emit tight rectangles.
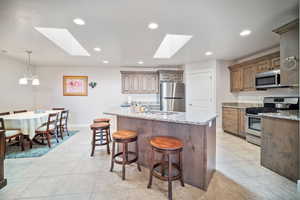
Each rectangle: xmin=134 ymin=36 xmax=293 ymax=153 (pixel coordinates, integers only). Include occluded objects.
xmin=2 ymin=110 xmax=61 ymax=140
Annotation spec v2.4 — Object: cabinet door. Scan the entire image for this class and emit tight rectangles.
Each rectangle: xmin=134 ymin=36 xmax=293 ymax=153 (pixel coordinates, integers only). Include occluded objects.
xmin=280 ymin=28 xmax=299 ymax=86
xmin=122 ymin=74 xmax=131 ymax=93
xmin=222 ymin=107 xmax=239 ymax=134
xmin=270 ymin=56 xmax=280 ymax=70
xmin=145 ymin=74 xmax=158 ymax=93
xmin=242 ymin=65 xmax=256 ymax=91
xmin=256 ymin=60 xmax=270 ymax=73
xmin=230 ymin=69 xmax=242 ymax=92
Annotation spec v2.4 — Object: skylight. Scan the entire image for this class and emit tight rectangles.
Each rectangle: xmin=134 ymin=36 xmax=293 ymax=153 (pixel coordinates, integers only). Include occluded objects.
xmin=34 ymin=27 xmax=90 ymax=56
xmin=153 ymin=34 xmax=193 ymax=59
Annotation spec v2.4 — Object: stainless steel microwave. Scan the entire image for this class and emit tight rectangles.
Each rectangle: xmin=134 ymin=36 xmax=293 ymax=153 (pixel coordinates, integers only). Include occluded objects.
xmin=255 ymin=70 xmax=281 ymax=89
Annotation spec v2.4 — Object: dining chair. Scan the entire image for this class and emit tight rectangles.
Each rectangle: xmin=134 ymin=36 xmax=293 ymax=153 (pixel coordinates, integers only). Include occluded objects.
xmin=35 ymin=113 xmax=59 ymax=148
xmin=0 ymin=118 xmax=25 ymax=151
xmin=0 ymin=112 xmax=10 ymax=116
xmin=13 ymin=110 xmax=27 ymax=114
xmin=52 ymin=108 xmax=65 ymax=111
xmin=57 ymin=110 xmax=69 ymax=139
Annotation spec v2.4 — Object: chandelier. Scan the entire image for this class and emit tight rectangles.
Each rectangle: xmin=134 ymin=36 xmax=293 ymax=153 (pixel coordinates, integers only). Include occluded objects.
xmin=18 ymin=50 xmax=40 ymax=86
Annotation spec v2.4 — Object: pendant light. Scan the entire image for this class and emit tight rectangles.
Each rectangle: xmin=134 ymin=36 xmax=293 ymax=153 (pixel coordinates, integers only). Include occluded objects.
xmin=18 ymin=50 xmax=40 ymax=86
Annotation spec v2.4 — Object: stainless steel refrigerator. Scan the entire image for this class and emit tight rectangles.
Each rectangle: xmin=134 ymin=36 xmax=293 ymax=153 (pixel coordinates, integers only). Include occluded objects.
xmin=160 ymin=82 xmax=185 ymax=112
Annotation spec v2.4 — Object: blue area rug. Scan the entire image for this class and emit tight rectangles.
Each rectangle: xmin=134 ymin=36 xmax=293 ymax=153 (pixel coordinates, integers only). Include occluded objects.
xmin=5 ymin=130 xmax=79 ymax=159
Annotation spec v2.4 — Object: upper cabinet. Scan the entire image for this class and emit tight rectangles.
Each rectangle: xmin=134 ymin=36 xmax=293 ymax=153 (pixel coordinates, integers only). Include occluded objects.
xmin=230 ymin=67 xmax=242 ymax=92
xmin=121 ymin=71 xmax=159 ymax=94
xmin=229 ymin=52 xmax=280 ymax=92
xmin=158 ymin=70 xmax=184 ymax=82
xmin=273 ymin=19 xmax=299 ymax=87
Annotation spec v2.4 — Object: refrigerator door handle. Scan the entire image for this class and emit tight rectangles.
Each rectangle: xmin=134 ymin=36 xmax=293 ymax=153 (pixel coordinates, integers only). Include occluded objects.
xmin=164 ymin=97 xmax=184 ymax=100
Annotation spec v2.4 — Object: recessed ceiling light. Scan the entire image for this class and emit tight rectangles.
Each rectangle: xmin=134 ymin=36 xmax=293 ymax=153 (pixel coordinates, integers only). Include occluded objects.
xmin=137 ymin=60 xmax=144 ymax=65
xmin=34 ymin=27 xmax=90 ymax=56
xmin=205 ymin=51 xmax=213 ymax=56
xmin=154 ymin=34 xmax=193 ymax=59
xmin=73 ymin=18 xmax=85 ymax=25
xmin=240 ymin=30 xmax=251 ymax=37
xmin=148 ymin=22 xmax=159 ymax=30
xmin=103 ymin=60 xmax=109 ymax=64
xmin=93 ymin=47 xmax=101 ymax=52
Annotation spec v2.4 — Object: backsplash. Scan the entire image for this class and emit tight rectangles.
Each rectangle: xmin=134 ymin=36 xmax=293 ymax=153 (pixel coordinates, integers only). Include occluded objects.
xmin=237 ymin=87 xmax=299 ymax=103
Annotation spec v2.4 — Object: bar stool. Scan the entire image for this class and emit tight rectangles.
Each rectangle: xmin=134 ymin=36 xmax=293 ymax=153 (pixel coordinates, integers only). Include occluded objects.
xmin=93 ymin=118 xmax=111 ymax=141
xmin=147 ymin=136 xmax=184 ymax=200
xmin=110 ymin=130 xmax=141 ymax=180
xmin=90 ymin=122 xmax=110 ymax=156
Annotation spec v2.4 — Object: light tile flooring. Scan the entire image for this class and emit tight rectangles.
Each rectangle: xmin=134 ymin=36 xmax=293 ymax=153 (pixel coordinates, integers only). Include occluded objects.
xmin=0 ymin=128 xmax=299 ymax=200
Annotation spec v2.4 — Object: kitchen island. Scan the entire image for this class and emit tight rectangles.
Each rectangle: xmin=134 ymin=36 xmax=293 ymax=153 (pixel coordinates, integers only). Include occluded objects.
xmin=104 ymin=108 xmax=217 ymax=190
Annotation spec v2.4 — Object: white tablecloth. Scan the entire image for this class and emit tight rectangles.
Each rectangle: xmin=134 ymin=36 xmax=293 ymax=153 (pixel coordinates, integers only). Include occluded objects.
xmin=2 ymin=111 xmax=60 ymax=139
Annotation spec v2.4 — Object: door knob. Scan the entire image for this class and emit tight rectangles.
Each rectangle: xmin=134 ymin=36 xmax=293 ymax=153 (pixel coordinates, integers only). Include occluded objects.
xmin=189 ymin=104 xmax=192 ymax=106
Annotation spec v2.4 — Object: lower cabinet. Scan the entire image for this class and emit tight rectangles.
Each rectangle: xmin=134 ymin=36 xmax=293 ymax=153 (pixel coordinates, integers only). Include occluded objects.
xmin=222 ymin=107 xmax=245 ymax=138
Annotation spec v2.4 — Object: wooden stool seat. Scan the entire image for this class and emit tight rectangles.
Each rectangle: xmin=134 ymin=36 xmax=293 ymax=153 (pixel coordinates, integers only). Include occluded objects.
xmin=90 ymin=122 xmax=110 ymax=129
xmin=90 ymin=122 xmax=110 ymax=156
xmin=148 ymin=136 xmax=184 ymax=200
xmin=93 ymin=118 xmax=111 ymax=123
xmin=113 ymin=130 xmax=137 ymax=140
xmin=110 ymin=130 xmax=141 ymax=180
xmin=150 ymin=136 xmax=183 ymax=150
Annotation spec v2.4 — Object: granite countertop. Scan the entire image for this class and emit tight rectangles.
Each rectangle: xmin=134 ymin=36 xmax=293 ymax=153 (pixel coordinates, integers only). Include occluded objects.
xmin=222 ymin=102 xmax=263 ymax=109
xmin=260 ymin=110 xmax=300 ymax=121
xmin=104 ymin=107 xmax=217 ymax=126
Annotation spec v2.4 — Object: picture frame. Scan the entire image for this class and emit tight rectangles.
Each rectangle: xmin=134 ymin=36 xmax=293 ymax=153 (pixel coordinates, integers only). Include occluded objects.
xmin=63 ymin=76 xmax=88 ymax=96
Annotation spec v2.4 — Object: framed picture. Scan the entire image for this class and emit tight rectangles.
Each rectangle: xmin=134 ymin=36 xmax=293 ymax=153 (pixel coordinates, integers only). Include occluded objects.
xmin=63 ymin=76 xmax=88 ymax=96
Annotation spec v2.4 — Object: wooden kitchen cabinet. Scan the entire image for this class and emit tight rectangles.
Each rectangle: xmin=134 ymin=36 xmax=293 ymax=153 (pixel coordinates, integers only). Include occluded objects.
xmin=158 ymin=70 xmax=184 ymax=82
xmin=230 ymin=67 xmax=243 ymax=92
xmin=228 ymin=51 xmax=280 ymax=92
xmin=121 ymin=71 xmax=159 ymax=94
xmin=273 ymin=20 xmax=299 ymax=87
xmin=242 ymin=65 xmax=256 ymax=91
xmin=222 ymin=107 xmax=245 ymax=137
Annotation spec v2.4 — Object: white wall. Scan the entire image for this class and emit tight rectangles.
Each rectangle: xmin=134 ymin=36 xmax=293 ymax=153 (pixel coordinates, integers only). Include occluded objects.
xmin=216 ymin=60 xmax=238 ymax=127
xmin=34 ymin=66 xmax=158 ymax=126
xmin=0 ymin=55 xmax=35 ymax=112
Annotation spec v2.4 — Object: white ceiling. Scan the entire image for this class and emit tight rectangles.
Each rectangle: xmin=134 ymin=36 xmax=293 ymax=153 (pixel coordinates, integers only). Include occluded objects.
xmin=0 ymin=0 xmax=298 ymax=67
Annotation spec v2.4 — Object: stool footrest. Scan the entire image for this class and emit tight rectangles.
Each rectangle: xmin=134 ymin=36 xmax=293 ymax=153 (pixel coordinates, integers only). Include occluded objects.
xmin=152 ymin=162 xmax=182 ymax=181
xmin=113 ymin=151 xmax=138 ymax=165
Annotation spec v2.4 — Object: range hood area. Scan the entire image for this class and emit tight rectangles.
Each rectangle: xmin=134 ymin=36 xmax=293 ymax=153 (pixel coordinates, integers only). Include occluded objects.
xmin=272 ymin=19 xmax=299 ymax=88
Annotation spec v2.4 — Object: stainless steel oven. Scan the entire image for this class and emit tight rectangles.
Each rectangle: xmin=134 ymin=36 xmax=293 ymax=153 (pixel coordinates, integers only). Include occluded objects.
xmin=255 ymin=70 xmax=281 ymax=89
xmin=245 ymin=114 xmax=261 ymax=137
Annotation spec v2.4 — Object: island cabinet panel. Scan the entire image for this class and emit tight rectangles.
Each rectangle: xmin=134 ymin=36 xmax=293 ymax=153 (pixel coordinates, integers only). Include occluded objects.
xmin=261 ymin=117 xmax=299 ymax=182
xmin=117 ymin=116 xmax=216 ymax=190
xmin=0 ymin=130 xmax=7 ymax=189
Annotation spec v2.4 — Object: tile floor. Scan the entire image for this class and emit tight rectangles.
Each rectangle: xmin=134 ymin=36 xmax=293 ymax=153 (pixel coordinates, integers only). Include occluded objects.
xmin=0 ymin=127 xmax=299 ymax=200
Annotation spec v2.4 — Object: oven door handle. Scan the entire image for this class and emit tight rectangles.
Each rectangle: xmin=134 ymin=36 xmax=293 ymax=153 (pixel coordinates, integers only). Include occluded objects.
xmin=246 ymin=114 xmax=262 ymax=118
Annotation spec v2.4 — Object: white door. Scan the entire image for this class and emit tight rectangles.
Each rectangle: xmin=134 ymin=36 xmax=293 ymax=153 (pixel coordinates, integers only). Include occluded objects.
xmin=186 ymin=70 xmax=215 ymax=113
